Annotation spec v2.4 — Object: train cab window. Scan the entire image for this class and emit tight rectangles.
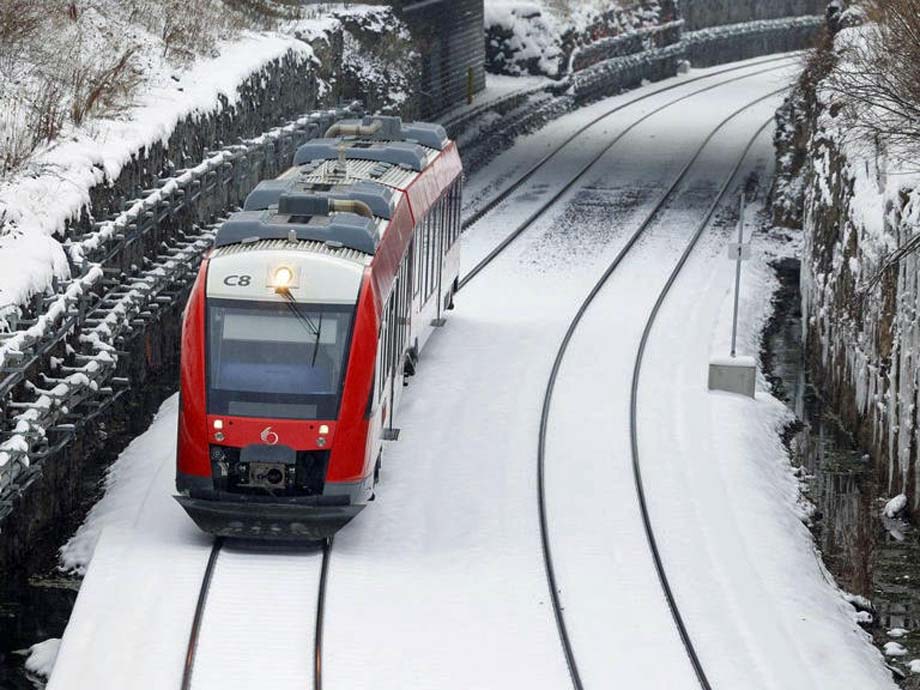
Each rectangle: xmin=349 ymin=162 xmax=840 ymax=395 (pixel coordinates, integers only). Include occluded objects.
xmin=207 ymin=299 xmax=355 ymax=420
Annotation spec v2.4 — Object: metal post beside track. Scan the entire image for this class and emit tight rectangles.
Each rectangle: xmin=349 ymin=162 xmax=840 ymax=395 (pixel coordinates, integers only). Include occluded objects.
xmin=708 ymin=193 xmax=756 ymax=398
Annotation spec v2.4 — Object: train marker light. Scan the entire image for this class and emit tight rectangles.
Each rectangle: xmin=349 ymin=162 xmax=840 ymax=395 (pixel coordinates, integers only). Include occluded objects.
xmin=213 ymin=420 xmax=224 ymax=430
xmin=319 ymin=424 xmax=329 ymax=435
xmin=273 ymin=266 xmax=295 ymax=290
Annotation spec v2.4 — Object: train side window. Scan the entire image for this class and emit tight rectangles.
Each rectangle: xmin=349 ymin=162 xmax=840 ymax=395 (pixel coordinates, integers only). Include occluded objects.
xmin=445 ymin=188 xmax=453 ymax=247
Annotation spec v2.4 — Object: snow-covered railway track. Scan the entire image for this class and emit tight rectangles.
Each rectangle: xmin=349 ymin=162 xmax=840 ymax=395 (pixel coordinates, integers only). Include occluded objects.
xmin=457 ymin=54 xmax=798 ymax=290
xmin=537 ymin=97 xmax=785 ymax=688
xmin=625 ymin=112 xmax=777 ymax=690
xmin=181 ymin=538 xmax=331 ymax=690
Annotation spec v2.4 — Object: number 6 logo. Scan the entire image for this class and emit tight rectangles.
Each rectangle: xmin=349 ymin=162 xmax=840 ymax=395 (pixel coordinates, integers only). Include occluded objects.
xmin=261 ymin=427 xmax=279 ymax=445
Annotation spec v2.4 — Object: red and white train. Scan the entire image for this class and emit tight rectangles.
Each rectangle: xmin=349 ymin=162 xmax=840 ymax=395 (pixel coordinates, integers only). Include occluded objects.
xmin=175 ymin=116 xmax=463 ymax=540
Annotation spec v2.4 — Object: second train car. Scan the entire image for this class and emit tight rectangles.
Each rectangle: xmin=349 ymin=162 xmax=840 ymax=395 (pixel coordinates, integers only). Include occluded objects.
xmin=175 ymin=116 xmax=463 ymax=539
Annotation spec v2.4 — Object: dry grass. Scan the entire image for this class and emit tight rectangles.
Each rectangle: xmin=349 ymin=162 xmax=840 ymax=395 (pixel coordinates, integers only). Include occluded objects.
xmin=0 ymin=0 xmax=302 ymax=180
xmin=824 ymin=0 xmax=920 ymax=158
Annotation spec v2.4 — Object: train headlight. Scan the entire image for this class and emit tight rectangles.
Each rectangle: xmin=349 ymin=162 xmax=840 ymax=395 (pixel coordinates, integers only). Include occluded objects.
xmin=273 ymin=266 xmax=295 ymax=290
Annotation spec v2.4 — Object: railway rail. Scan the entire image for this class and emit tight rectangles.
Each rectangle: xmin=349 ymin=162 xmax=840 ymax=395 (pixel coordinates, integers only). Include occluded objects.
xmin=530 ymin=97 xmax=786 ymax=688
xmin=625 ymin=110 xmax=778 ymax=690
xmin=458 ymin=53 xmax=798 ymax=233
xmin=446 ymin=52 xmax=796 ymax=689
xmin=181 ymin=537 xmax=332 ymax=690
xmin=457 ymin=55 xmax=798 ymax=289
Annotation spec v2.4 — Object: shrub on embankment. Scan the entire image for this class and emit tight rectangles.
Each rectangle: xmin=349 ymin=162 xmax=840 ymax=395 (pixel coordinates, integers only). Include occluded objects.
xmin=0 ymin=0 xmax=304 ymax=179
xmin=773 ymin=0 xmax=920 ymax=506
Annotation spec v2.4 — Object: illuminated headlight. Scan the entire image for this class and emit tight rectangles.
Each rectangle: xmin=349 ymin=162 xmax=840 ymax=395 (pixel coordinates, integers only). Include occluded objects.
xmin=273 ymin=266 xmax=295 ymax=290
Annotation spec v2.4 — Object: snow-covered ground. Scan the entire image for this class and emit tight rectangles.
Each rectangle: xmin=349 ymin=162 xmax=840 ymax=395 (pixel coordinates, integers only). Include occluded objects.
xmin=46 ymin=58 xmax=895 ymax=689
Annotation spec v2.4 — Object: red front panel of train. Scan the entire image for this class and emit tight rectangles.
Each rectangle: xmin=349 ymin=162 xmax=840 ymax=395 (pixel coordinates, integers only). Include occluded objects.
xmin=177 ymin=261 xmax=379 ymax=487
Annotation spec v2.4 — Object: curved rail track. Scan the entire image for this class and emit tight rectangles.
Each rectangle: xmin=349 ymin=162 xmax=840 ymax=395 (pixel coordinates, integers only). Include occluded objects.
xmin=533 ymin=92 xmax=785 ymax=689
xmin=457 ymin=56 xmax=797 ymax=289
xmin=626 ymin=112 xmax=777 ymax=690
xmin=178 ymin=63 xmax=792 ymax=690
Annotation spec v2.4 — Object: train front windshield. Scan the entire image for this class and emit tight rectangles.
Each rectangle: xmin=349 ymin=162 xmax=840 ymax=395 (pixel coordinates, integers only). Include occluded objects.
xmin=206 ymin=299 xmax=355 ymax=420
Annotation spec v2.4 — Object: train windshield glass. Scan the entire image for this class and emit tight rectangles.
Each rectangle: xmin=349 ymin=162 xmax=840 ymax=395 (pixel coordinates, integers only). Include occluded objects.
xmin=207 ymin=299 xmax=355 ymax=420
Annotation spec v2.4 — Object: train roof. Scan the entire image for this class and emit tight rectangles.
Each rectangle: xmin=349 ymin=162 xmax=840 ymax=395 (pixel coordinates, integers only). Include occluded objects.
xmin=214 ymin=116 xmax=453 ymax=256
xmin=244 ymin=179 xmax=396 ymax=219
xmin=214 ymin=197 xmax=380 ymax=255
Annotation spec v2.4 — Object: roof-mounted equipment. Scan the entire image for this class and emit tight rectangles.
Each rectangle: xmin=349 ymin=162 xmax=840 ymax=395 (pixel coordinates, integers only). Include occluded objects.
xmin=215 ymin=192 xmax=381 ymax=254
xmin=244 ymin=179 xmax=395 ymax=219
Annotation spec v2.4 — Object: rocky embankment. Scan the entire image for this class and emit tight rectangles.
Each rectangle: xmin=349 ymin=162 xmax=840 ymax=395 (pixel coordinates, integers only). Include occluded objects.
xmin=773 ymin=13 xmax=920 ymax=509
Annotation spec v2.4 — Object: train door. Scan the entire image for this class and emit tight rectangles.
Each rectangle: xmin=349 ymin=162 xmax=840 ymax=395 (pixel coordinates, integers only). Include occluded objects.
xmin=407 ymin=237 xmax=416 ymax=343
xmin=434 ymin=194 xmax=445 ymax=326
xmin=385 ymin=283 xmax=399 ymax=439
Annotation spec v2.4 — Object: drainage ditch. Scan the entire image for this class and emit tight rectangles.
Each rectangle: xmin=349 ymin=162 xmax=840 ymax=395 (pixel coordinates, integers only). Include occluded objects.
xmin=765 ymin=257 xmax=920 ymax=687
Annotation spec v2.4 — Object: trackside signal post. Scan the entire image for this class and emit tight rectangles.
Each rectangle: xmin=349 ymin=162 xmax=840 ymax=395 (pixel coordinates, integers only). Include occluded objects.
xmin=708 ymin=195 xmax=757 ymax=398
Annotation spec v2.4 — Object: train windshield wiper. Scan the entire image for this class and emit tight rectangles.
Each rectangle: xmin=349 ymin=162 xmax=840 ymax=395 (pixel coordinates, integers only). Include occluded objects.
xmin=280 ymin=290 xmax=320 ymax=341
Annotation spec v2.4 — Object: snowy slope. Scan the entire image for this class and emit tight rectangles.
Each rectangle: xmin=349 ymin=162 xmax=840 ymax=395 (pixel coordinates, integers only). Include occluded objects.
xmin=0 ymin=33 xmax=313 ymax=327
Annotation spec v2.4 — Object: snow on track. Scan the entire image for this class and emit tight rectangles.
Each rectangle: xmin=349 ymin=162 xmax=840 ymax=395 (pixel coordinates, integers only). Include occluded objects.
xmin=188 ymin=545 xmax=323 ymax=690
xmin=634 ymin=146 xmax=897 ymax=688
xmin=46 ymin=56 xmax=893 ymax=690
xmin=541 ymin=84 xmax=895 ymax=689
xmin=322 ymin=68 xmax=799 ymax=690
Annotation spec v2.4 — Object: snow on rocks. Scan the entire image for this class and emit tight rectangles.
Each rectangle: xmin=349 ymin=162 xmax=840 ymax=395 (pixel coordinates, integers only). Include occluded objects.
xmin=484 ymin=0 xmax=666 ymax=77
xmin=844 ymin=592 xmax=876 ymax=615
xmin=24 ymin=638 xmax=61 ymax=679
xmin=885 ymin=641 xmax=909 ymax=657
xmin=909 ymin=659 xmax=920 ymax=674
xmin=790 ymin=20 xmax=920 ymax=508
xmin=888 ymin=628 xmax=910 ymax=638
xmin=883 ymin=494 xmax=908 ymax=518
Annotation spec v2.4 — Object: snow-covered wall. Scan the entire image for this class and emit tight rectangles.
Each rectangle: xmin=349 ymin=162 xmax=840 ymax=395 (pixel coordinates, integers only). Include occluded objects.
xmin=773 ymin=20 xmax=920 ymax=507
xmin=483 ymin=0 xmax=823 ymax=95
xmin=684 ymin=15 xmax=823 ymax=67
xmin=484 ymin=1 xmax=676 ymax=78
xmin=681 ymin=0 xmax=825 ymax=31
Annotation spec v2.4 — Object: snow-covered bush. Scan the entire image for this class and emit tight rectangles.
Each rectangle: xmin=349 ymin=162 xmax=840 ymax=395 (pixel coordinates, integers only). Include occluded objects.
xmin=0 ymin=0 xmax=304 ymax=181
xmin=337 ymin=8 xmax=419 ymax=116
xmin=484 ymin=0 xmax=670 ymax=78
xmin=823 ymin=0 xmax=920 ymax=161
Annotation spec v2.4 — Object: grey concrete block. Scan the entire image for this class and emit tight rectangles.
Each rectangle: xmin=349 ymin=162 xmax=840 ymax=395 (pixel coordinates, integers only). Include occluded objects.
xmin=708 ymin=356 xmax=757 ymax=398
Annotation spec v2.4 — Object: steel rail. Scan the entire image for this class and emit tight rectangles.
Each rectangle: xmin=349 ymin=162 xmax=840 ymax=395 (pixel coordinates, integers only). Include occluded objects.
xmin=457 ymin=59 xmax=797 ymax=290
xmin=627 ymin=114 xmax=778 ymax=690
xmin=460 ymin=52 xmax=800 ymax=234
xmin=314 ymin=538 xmax=333 ymax=690
xmin=535 ymin=88 xmax=787 ymax=690
xmin=181 ymin=538 xmax=223 ymax=690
